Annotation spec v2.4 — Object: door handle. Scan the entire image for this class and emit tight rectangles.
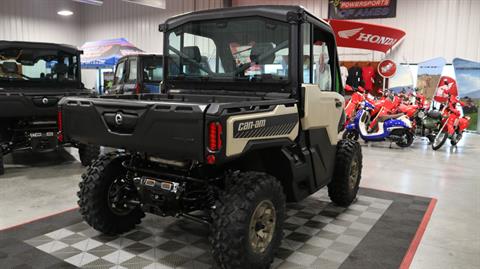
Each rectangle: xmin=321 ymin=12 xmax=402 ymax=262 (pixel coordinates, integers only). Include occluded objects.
xmin=335 ymin=99 xmax=343 ymax=108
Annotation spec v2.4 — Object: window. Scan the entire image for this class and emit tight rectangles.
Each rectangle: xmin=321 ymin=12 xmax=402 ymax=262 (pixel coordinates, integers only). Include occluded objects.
xmin=143 ymin=57 xmax=163 ymax=82
xmin=114 ymin=61 xmax=126 ymax=84
xmin=127 ymin=59 xmax=137 ymax=83
xmin=166 ymin=17 xmax=290 ymax=84
xmin=302 ymin=23 xmax=311 ymax=83
xmin=301 ymin=23 xmax=335 ymax=91
xmin=184 ymin=33 xmax=217 ymax=75
xmin=312 ymin=25 xmax=333 ymax=91
xmin=0 ymin=48 xmax=79 ymax=83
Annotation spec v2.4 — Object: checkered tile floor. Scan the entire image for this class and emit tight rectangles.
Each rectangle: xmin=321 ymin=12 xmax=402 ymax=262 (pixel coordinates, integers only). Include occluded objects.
xmin=24 ymin=190 xmax=392 ymax=269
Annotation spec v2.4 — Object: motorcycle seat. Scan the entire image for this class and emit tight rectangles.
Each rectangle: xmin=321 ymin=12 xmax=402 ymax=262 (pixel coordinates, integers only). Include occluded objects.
xmin=378 ymin=113 xmax=404 ymax=122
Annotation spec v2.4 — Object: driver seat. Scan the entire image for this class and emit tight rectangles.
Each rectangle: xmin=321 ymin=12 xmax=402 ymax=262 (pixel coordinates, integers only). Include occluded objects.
xmin=250 ymin=42 xmax=275 ymax=64
xmin=378 ymin=113 xmax=404 ymax=122
xmin=182 ymin=46 xmax=202 ymax=75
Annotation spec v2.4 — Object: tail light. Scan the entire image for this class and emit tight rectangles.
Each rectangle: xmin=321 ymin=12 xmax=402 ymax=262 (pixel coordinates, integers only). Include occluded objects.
xmin=57 ymin=110 xmax=64 ymax=142
xmin=135 ymin=83 xmax=141 ymax=94
xmin=208 ymin=122 xmax=223 ymax=151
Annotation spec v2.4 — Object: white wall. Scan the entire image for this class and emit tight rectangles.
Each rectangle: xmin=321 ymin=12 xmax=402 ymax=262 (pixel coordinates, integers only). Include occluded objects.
xmin=0 ymin=0 xmax=223 ymax=88
xmin=80 ymin=0 xmax=223 ymax=54
xmin=1 ymin=0 xmax=478 ymax=64
xmin=0 ymin=0 xmax=83 ymax=46
xmin=234 ymin=0 xmax=480 ymax=64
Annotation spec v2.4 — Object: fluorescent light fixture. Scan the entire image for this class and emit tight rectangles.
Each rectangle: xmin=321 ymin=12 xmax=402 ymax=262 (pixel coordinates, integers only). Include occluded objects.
xmin=72 ymin=0 xmax=103 ymax=6
xmin=57 ymin=10 xmax=74 ymax=16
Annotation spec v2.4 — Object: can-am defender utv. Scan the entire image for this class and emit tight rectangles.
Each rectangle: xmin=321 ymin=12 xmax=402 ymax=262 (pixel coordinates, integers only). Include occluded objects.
xmin=0 ymin=41 xmax=100 ymax=175
xmin=60 ymin=6 xmax=362 ymax=269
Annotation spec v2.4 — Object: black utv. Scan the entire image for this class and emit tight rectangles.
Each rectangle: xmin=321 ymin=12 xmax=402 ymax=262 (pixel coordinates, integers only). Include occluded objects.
xmin=106 ymin=54 xmax=163 ymax=95
xmin=0 ymin=41 xmax=100 ymax=175
xmin=59 ymin=6 xmax=362 ymax=269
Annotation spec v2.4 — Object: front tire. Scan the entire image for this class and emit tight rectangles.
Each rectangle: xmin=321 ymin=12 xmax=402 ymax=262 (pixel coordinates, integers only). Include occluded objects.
xmin=329 ymin=139 xmax=363 ymax=207
xmin=210 ymin=171 xmax=286 ymax=269
xmin=78 ymin=153 xmax=145 ymax=235
xmin=432 ymin=131 xmax=448 ymax=150
xmin=78 ymin=144 xmax=100 ymax=166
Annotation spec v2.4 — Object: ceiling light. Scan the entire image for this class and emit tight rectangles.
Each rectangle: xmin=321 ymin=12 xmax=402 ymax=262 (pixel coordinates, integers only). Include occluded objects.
xmin=57 ymin=10 xmax=74 ymax=16
xmin=72 ymin=0 xmax=103 ymax=6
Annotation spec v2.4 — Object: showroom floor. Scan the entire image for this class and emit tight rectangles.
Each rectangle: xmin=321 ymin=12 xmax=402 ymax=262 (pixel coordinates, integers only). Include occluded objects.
xmin=0 ymin=134 xmax=479 ymax=268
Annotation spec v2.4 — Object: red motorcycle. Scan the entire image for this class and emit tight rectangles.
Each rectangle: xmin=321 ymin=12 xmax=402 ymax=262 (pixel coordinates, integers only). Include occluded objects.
xmin=368 ymin=92 xmax=402 ymax=131
xmin=431 ymin=95 xmax=470 ymax=150
xmin=344 ymin=85 xmax=369 ymax=126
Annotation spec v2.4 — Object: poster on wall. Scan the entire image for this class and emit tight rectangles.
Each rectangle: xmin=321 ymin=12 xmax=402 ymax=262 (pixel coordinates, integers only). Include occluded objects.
xmin=417 ymin=57 xmax=446 ymax=100
xmin=328 ymin=0 xmax=397 ymax=20
xmin=389 ymin=64 xmax=414 ymax=94
xmin=453 ymin=58 xmax=480 ymax=131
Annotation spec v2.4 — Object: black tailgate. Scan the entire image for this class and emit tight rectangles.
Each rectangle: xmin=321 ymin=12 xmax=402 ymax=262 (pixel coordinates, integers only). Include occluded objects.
xmin=60 ymin=97 xmax=206 ymax=161
xmin=0 ymin=91 xmax=90 ymax=118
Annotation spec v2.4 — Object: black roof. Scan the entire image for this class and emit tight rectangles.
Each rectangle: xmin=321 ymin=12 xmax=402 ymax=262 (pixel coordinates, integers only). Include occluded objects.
xmin=117 ymin=54 xmax=163 ymax=62
xmin=161 ymin=5 xmax=330 ymax=32
xmin=0 ymin=40 xmax=81 ymax=54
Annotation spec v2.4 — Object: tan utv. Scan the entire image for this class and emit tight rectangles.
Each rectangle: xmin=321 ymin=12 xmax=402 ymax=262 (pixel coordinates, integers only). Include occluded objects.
xmin=58 ymin=5 xmax=362 ymax=269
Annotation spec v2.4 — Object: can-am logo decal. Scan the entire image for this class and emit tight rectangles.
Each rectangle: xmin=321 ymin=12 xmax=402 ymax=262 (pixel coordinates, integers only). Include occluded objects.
xmin=237 ymin=119 xmax=266 ymax=131
xmin=338 ymin=28 xmax=398 ymax=46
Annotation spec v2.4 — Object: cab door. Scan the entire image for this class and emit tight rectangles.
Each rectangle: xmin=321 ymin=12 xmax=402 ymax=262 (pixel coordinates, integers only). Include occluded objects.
xmin=122 ymin=58 xmax=139 ymax=94
xmin=300 ymin=22 xmax=344 ymax=188
xmin=111 ymin=59 xmax=127 ymax=94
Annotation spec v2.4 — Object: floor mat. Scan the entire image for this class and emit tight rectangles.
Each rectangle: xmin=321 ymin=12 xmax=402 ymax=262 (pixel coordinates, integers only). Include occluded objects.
xmin=0 ymin=188 xmax=435 ymax=269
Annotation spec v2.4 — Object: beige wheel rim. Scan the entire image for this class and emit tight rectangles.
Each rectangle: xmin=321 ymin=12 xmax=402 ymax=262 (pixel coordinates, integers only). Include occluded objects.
xmin=349 ymin=158 xmax=359 ymax=190
xmin=249 ymin=200 xmax=276 ymax=254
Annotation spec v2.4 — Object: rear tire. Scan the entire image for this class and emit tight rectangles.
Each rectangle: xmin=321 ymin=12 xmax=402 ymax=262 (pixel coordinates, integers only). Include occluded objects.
xmin=78 ymin=144 xmax=100 ymax=166
xmin=329 ymin=139 xmax=362 ymax=207
xmin=450 ymin=133 xmax=462 ymax=146
xmin=0 ymin=152 xmax=4 ymax=176
xmin=78 ymin=153 xmax=145 ymax=235
xmin=395 ymin=130 xmax=414 ymax=148
xmin=210 ymin=171 xmax=285 ymax=269
xmin=342 ymin=130 xmax=359 ymax=141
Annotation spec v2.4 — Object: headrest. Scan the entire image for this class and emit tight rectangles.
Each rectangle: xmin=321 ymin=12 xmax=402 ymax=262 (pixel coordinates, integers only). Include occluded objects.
xmin=2 ymin=62 xmax=18 ymax=73
xmin=250 ymin=43 xmax=275 ymax=65
xmin=182 ymin=46 xmax=201 ymax=63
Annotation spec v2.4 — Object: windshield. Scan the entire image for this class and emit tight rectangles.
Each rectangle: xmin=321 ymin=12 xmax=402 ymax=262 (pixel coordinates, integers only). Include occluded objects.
xmin=166 ymin=17 xmax=290 ymax=85
xmin=0 ymin=48 xmax=79 ymax=83
xmin=143 ymin=57 xmax=163 ymax=82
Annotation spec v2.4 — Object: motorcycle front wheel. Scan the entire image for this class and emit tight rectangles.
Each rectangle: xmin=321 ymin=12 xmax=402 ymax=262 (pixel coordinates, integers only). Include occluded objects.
xmin=432 ymin=131 xmax=448 ymax=150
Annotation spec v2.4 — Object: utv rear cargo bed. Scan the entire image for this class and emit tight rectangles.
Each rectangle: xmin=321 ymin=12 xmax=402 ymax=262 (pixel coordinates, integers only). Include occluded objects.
xmin=59 ymin=97 xmax=207 ymax=161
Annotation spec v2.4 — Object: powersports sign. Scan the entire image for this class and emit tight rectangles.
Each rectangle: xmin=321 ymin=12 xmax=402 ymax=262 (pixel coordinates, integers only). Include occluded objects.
xmin=328 ymin=0 xmax=397 ymax=20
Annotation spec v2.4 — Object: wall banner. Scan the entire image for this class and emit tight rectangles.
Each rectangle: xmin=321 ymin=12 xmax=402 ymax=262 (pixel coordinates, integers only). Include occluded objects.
xmin=328 ymin=0 xmax=397 ymax=20
xmin=453 ymin=58 xmax=480 ymax=131
xmin=416 ymin=57 xmax=446 ymax=100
